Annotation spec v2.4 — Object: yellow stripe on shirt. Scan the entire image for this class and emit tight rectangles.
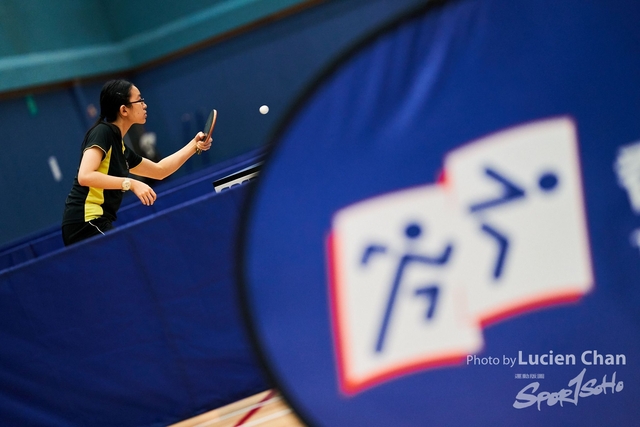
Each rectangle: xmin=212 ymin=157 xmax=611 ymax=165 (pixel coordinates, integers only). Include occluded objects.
xmin=84 ymin=146 xmax=113 ymax=221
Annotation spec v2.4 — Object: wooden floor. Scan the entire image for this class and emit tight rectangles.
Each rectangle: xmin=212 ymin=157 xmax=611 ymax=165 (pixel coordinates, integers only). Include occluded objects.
xmin=169 ymin=390 xmax=305 ymax=427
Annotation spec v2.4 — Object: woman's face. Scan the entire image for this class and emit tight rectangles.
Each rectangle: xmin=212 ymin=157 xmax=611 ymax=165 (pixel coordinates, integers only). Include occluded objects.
xmin=124 ymin=85 xmax=147 ymax=124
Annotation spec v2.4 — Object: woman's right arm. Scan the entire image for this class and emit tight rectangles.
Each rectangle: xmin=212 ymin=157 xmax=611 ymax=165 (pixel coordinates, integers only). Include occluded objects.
xmin=77 ymin=147 xmax=157 ymax=206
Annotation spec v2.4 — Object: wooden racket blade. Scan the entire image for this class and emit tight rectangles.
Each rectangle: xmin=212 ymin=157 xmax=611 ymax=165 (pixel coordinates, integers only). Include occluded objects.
xmin=197 ymin=109 xmax=217 ymax=155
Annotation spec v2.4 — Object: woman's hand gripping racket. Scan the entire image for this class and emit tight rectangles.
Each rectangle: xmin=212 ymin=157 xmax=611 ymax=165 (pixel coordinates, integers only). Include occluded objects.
xmin=196 ymin=109 xmax=217 ymax=154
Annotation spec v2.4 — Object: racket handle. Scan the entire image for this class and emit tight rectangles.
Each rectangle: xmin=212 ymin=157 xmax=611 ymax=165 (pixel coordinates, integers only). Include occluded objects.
xmin=195 ymin=147 xmax=202 ymax=155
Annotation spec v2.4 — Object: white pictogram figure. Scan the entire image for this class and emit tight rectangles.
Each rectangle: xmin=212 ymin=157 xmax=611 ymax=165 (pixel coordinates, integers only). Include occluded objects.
xmin=361 ymin=223 xmax=453 ymax=353
xmin=615 ymin=141 xmax=640 ymax=214
xmin=629 ymin=228 xmax=640 ymax=254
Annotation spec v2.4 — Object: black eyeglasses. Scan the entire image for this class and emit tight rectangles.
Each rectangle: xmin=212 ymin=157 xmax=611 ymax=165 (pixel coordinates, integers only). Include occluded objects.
xmin=127 ymin=98 xmax=145 ymax=105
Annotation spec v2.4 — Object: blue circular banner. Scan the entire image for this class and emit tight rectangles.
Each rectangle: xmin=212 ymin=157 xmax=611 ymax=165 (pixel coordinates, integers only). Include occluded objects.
xmin=239 ymin=0 xmax=640 ymax=425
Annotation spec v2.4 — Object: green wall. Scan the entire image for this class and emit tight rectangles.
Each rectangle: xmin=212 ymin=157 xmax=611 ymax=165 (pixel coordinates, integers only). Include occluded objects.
xmin=0 ymin=0 xmax=314 ymax=93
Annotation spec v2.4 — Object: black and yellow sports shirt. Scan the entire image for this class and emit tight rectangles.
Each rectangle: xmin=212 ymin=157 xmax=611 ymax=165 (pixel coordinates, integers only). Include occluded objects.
xmin=62 ymin=122 xmax=143 ymax=226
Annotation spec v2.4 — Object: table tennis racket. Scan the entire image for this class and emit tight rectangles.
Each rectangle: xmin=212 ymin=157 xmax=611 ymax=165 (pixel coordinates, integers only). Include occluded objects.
xmin=197 ymin=109 xmax=217 ymax=154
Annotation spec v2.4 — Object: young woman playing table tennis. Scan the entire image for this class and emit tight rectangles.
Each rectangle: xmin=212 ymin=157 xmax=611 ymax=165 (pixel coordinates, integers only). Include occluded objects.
xmin=61 ymin=79 xmax=212 ymax=246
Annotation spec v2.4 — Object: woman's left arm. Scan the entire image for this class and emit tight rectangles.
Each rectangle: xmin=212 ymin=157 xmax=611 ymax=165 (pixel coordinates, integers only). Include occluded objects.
xmin=130 ymin=132 xmax=211 ymax=180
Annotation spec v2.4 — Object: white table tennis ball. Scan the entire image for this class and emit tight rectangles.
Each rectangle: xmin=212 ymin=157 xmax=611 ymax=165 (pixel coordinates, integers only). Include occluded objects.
xmin=259 ymin=105 xmax=269 ymax=114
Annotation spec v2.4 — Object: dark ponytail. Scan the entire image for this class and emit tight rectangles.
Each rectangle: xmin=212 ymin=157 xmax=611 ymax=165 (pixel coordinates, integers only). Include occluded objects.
xmin=85 ymin=79 xmax=133 ymax=136
xmin=99 ymin=79 xmax=133 ymax=123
